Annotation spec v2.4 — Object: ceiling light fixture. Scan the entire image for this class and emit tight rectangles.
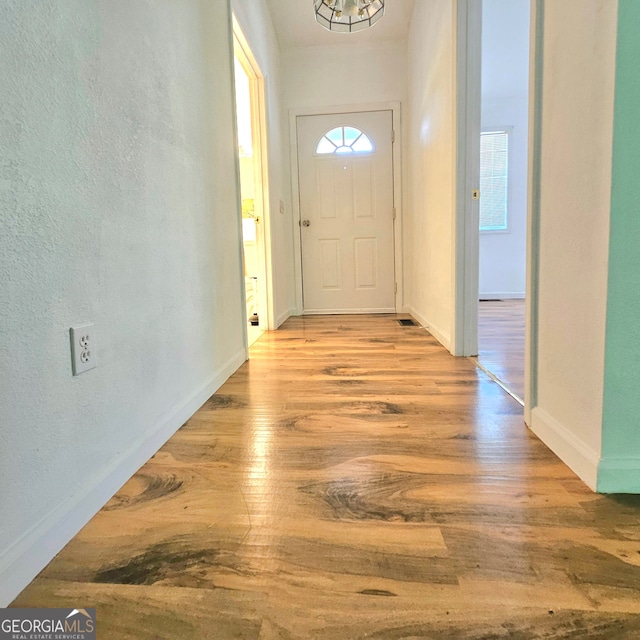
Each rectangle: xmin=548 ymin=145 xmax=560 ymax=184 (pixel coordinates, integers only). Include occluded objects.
xmin=314 ymin=0 xmax=385 ymax=33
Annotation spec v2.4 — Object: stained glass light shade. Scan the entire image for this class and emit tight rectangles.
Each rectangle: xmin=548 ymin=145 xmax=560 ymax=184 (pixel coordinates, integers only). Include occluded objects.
xmin=314 ymin=0 xmax=385 ymax=33
xmin=315 ymin=126 xmax=374 ymax=155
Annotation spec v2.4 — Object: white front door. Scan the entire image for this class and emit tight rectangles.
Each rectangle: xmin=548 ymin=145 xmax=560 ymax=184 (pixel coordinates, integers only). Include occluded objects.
xmin=297 ymin=111 xmax=396 ymax=314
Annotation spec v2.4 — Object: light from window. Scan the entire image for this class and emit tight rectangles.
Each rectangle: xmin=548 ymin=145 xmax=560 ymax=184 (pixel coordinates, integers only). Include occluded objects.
xmin=315 ymin=126 xmax=374 ymax=155
xmin=480 ymin=131 xmax=509 ymax=231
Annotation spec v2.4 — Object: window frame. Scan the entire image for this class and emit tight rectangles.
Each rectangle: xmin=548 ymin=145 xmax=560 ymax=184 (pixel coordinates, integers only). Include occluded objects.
xmin=479 ymin=126 xmax=513 ymax=235
xmin=314 ymin=125 xmax=375 ymax=156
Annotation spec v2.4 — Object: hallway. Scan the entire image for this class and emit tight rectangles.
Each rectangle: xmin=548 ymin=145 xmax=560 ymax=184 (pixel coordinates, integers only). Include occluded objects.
xmin=13 ymin=316 xmax=640 ymax=638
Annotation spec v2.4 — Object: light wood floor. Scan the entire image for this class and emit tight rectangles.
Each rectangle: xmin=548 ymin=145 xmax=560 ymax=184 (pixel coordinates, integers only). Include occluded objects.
xmin=13 ymin=315 xmax=640 ymax=638
xmin=476 ymin=299 xmax=526 ymax=401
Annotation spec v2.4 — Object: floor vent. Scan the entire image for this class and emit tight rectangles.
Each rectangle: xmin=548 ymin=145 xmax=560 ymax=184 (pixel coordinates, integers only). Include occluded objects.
xmin=397 ymin=319 xmax=418 ymax=327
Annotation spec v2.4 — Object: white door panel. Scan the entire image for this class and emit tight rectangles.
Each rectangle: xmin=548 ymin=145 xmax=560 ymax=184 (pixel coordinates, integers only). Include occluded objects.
xmin=297 ymin=111 xmax=395 ymax=314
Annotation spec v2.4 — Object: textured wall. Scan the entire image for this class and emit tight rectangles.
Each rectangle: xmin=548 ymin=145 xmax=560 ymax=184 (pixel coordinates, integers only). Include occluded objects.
xmin=531 ymin=0 xmax=617 ymax=487
xmin=405 ymin=0 xmax=456 ymax=347
xmin=283 ymin=41 xmax=407 ymax=110
xmin=0 ymin=0 xmax=244 ymax=600
xmin=600 ymin=0 xmax=640 ymax=492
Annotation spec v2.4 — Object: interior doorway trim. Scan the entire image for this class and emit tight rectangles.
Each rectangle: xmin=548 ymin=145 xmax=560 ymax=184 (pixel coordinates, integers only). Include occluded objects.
xmin=289 ymin=102 xmax=403 ymax=315
xmin=524 ymin=0 xmax=544 ymax=425
xmin=456 ymin=0 xmax=540 ymax=421
xmin=453 ymin=0 xmax=482 ymax=357
xmin=232 ymin=17 xmax=276 ymax=338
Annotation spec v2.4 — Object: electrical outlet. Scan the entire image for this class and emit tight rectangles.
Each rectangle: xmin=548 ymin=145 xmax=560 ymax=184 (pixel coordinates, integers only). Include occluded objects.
xmin=70 ymin=324 xmax=96 ymax=376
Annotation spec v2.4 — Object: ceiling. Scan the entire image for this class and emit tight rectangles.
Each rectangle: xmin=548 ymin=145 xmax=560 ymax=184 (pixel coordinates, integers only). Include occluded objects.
xmin=264 ymin=0 xmax=417 ymax=49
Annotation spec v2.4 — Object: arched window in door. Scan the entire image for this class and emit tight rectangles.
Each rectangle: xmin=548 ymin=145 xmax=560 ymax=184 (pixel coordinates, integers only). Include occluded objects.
xmin=315 ymin=126 xmax=374 ymax=155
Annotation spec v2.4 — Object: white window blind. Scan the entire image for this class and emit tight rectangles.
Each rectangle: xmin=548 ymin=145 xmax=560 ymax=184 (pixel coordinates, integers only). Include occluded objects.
xmin=479 ymin=131 xmax=509 ymax=231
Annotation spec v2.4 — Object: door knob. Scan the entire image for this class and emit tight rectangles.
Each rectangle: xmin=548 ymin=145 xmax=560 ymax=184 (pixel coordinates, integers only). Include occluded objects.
xmin=302 ymin=219 xmax=311 ymax=227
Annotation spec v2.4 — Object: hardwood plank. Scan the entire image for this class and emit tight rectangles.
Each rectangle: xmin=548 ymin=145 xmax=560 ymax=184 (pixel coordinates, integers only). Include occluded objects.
xmin=476 ymin=299 xmax=526 ymax=400
xmin=11 ymin=314 xmax=640 ymax=639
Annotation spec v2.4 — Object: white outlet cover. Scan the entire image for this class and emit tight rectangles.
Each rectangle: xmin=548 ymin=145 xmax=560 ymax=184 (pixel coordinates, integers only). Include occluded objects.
xmin=70 ymin=324 xmax=96 ymax=376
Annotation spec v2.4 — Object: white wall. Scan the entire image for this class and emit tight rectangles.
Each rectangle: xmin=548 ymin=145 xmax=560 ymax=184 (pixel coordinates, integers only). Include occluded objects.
xmin=0 ymin=0 xmax=245 ymax=604
xmin=233 ymin=0 xmax=296 ymax=326
xmin=479 ymin=0 xmax=530 ymax=299
xmin=530 ymin=0 xmax=617 ymax=488
xmin=283 ymin=41 xmax=407 ymax=110
xmin=405 ymin=0 xmax=456 ymax=348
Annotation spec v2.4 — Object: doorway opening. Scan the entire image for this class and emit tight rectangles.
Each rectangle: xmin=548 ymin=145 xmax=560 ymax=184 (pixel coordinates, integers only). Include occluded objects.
xmin=456 ymin=0 xmax=531 ymax=403
xmin=475 ymin=0 xmax=530 ymax=403
xmin=233 ymin=24 xmax=272 ymax=348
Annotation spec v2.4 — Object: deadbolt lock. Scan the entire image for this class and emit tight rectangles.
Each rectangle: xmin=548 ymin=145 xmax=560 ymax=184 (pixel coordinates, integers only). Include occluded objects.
xmin=302 ymin=219 xmax=311 ymax=227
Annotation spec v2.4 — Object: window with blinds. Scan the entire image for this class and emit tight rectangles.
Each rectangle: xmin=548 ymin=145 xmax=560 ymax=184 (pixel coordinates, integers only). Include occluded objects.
xmin=479 ymin=130 xmax=509 ymax=231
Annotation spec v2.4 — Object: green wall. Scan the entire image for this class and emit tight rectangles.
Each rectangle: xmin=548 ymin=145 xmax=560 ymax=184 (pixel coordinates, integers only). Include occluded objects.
xmin=599 ymin=0 xmax=640 ymax=492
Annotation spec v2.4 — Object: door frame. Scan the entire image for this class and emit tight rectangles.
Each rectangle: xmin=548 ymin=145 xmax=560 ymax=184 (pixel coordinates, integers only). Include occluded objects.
xmin=453 ymin=0 xmax=482 ymax=357
xmin=289 ymin=102 xmax=403 ymax=315
xmin=524 ymin=0 xmax=544 ymax=425
xmin=455 ymin=0 xmax=540 ymax=422
xmin=232 ymin=17 xmax=276 ymax=336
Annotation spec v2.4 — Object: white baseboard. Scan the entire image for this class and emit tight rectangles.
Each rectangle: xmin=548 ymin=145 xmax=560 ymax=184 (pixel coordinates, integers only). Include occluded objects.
xmin=275 ymin=307 xmax=293 ymax=329
xmin=597 ymin=457 xmax=640 ymax=493
xmin=0 ymin=348 xmax=247 ymax=607
xmin=404 ymin=304 xmax=451 ymax=352
xmin=302 ymin=308 xmax=396 ymax=315
xmin=479 ymin=292 xmax=526 ymax=300
xmin=529 ymin=407 xmax=599 ymax=491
